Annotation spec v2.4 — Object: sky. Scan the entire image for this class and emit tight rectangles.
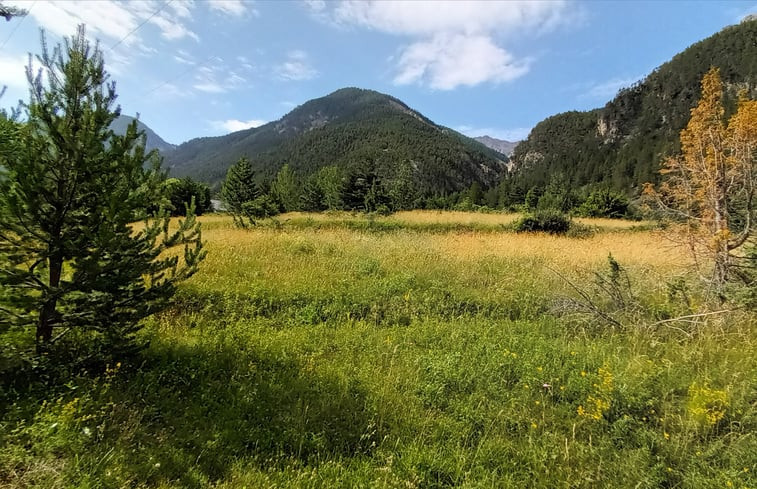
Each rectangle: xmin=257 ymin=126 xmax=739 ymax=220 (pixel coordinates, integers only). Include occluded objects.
xmin=1 ymin=0 xmax=755 ymax=145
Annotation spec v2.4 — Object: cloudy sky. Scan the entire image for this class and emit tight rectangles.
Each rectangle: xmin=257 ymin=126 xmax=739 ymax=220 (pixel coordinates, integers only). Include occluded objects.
xmin=1 ymin=0 xmax=754 ymax=144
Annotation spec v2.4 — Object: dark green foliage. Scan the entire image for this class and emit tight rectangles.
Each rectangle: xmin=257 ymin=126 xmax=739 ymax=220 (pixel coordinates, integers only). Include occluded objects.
xmin=512 ymin=20 xmax=757 ymax=193
xmin=578 ymin=189 xmax=630 ymax=218
xmin=0 ymin=27 xmax=205 ymax=357
xmin=242 ymin=195 xmax=280 ymax=221
xmin=165 ymin=88 xmax=506 ymax=200
xmin=341 ymin=164 xmax=391 ymax=213
xmin=271 ymin=164 xmax=300 ymax=212
xmin=299 ymin=176 xmax=326 ymax=212
xmin=537 ymin=174 xmax=578 ymax=212
xmin=316 ymin=165 xmax=344 ymax=210
xmin=515 ymin=210 xmax=572 ymax=234
xmin=165 ymin=177 xmax=212 ymax=216
xmin=221 ymin=157 xmax=260 ymax=226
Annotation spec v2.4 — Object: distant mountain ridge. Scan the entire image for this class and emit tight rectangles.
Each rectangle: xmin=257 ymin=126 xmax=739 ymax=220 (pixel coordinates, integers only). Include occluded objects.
xmin=510 ymin=18 xmax=757 ymax=193
xmin=164 ymin=87 xmax=507 ymax=195
xmin=473 ymin=136 xmax=518 ymax=156
xmin=111 ymin=115 xmax=176 ymax=154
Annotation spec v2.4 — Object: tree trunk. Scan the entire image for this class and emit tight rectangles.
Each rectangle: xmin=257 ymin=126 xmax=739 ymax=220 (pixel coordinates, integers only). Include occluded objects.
xmin=36 ymin=250 xmax=63 ymax=351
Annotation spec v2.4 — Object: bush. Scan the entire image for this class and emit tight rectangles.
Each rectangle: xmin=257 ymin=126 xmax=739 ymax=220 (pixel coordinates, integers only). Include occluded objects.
xmin=578 ymin=189 xmax=629 ymax=218
xmin=242 ymin=194 xmax=280 ymax=221
xmin=515 ymin=210 xmax=571 ymax=234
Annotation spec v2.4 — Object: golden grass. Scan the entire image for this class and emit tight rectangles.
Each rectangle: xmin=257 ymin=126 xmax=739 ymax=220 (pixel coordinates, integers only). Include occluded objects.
xmin=187 ymin=214 xmax=689 ymax=302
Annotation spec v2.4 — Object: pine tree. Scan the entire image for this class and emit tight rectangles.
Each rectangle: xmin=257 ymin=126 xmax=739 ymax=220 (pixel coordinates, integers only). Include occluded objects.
xmin=221 ymin=157 xmax=260 ymax=227
xmin=0 ymin=26 xmax=205 ymax=356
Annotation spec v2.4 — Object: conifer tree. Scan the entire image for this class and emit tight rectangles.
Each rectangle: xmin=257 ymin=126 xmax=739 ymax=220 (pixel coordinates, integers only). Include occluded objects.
xmin=221 ymin=157 xmax=260 ymax=227
xmin=271 ymin=163 xmax=300 ymax=212
xmin=0 ymin=26 xmax=205 ymax=355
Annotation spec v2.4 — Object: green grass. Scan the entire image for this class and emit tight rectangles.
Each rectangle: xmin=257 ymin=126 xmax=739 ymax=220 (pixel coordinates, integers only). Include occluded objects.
xmin=1 ymin=212 xmax=755 ymax=488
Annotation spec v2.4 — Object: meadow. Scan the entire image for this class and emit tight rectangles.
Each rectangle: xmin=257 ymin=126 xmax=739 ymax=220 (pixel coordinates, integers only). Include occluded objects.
xmin=1 ymin=211 xmax=755 ymax=488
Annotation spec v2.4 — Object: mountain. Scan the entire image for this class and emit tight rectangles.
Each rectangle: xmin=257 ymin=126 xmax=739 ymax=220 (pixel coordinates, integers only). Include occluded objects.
xmin=164 ymin=88 xmax=507 ymax=195
xmin=111 ymin=115 xmax=176 ymax=153
xmin=510 ymin=18 xmax=757 ymax=193
xmin=474 ymin=136 xmax=519 ymax=156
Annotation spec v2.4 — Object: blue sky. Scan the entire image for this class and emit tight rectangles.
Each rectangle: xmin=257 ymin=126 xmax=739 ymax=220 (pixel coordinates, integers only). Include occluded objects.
xmin=1 ymin=0 xmax=755 ymax=144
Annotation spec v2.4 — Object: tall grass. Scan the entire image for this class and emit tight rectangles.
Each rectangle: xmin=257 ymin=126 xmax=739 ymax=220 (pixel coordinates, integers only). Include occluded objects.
xmin=1 ymin=212 xmax=754 ymax=488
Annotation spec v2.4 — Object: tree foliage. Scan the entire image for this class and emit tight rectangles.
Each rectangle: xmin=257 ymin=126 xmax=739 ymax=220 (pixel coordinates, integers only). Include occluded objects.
xmin=645 ymin=67 xmax=756 ymax=287
xmin=0 ymin=27 xmax=205 ymax=356
xmin=221 ymin=157 xmax=260 ymax=227
xmin=511 ymin=19 xmax=757 ymax=194
xmin=165 ymin=177 xmax=212 ymax=216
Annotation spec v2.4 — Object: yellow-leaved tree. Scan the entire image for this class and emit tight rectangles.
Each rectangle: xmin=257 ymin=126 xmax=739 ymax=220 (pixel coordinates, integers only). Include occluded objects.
xmin=645 ymin=67 xmax=756 ymax=288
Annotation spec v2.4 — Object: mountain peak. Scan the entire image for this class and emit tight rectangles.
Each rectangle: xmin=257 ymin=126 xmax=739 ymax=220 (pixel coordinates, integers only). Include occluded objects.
xmin=111 ymin=115 xmax=176 ymax=153
xmin=473 ymin=136 xmax=519 ymax=156
xmin=164 ymin=86 xmax=507 ymax=192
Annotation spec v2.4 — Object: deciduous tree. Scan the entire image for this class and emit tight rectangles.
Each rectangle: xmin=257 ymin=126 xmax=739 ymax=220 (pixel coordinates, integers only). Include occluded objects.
xmin=645 ymin=67 xmax=756 ymax=287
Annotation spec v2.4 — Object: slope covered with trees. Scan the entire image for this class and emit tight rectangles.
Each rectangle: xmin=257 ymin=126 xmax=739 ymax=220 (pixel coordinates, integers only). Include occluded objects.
xmin=510 ymin=18 xmax=757 ymax=196
xmin=164 ymin=88 xmax=507 ymax=199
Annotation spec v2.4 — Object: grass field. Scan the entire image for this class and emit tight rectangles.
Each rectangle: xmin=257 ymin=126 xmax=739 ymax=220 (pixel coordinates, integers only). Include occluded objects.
xmin=1 ymin=211 xmax=755 ymax=488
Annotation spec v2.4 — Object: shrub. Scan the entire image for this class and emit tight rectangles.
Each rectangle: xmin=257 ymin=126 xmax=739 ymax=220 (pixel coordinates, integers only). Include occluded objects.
xmin=578 ymin=189 xmax=629 ymax=218
xmin=515 ymin=210 xmax=571 ymax=234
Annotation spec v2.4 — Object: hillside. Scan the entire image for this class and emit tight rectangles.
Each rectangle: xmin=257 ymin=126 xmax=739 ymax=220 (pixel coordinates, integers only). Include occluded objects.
xmin=111 ymin=115 xmax=176 ymax=153
xmin=510 ymin=18 xmax=757 ymax=193
xmin=474 ymin=136 xmax=519 ymax=156
xmin=164 ymin=88 xmax=507 ymax=195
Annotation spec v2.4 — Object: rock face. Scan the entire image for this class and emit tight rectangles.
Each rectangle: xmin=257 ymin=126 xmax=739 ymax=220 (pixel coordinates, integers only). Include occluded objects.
xmin=510 ymin=19 xmax=757 ymax=192
xmin=473 ymin=136 xmax=519 ymax=156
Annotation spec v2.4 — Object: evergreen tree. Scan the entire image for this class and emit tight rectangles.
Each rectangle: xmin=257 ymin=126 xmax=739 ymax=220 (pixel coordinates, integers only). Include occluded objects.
xmin=316 ymin=165 xmax=344 ymax=210
xmin=0 ymin=27 xmax=205 ymax=355
xmin=271 ymin=163 xmax=300 ymax=212
xmin=299 ymin=176 xmax=326 ymax=212
xmin=221 ymin=157 xmax=260 ymax=227
xmin=165 ymin=177 xmax=212 ymax=216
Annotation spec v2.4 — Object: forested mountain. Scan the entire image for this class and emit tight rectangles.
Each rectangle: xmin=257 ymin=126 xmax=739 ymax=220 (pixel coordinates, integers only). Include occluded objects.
xmin=164 ymin=88 xmax=507 ymax=195
xmin=111 ymin=115 xmax=176 ymax=153
xmin=510 ymin=18 xmax=757 ymax=194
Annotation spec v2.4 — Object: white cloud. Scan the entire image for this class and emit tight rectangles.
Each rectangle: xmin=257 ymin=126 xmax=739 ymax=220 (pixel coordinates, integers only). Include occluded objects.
xmin=148 ymin=15 xmax=199 ymax=41
xmin=213 ymin=118 xmax=267 ymax=132
xmin=334 ymin=1 xmax=568 ymax=36
xmin=276 ymin=51 xmax=318 ymax=81
xmin=192 ymin=59 xmax=248 ymax=93
xmin=209 ymin=0 xmax=257 ymax=16
xmin=318 ymin=0 xmax=572 ymax=90
xmin=0 ymin=54 xmax=31 ymax=91
xmin=395 ymin=34 xmax=529 ymax=90
xmin=28 ymin=1 xmax=198 ymax=46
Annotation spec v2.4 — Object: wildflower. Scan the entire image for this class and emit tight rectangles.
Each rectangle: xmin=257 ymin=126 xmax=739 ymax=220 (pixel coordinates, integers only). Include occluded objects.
xmin=664 ymin=432 xmax=670 ymax=440
xmin=531 ymin=422 xmax=538 ymax=429
xmin=542 ymin=383 xmax=551 ymax=389
xmin=581 ymin=371 xmax=586 ymax=377
xmin=537 ymin=366 xmax=543 ymax=372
